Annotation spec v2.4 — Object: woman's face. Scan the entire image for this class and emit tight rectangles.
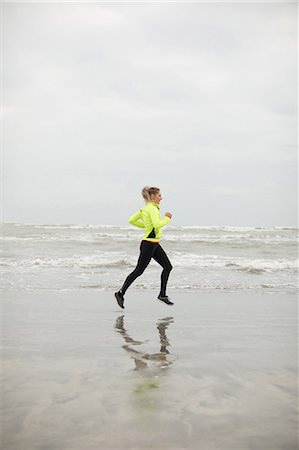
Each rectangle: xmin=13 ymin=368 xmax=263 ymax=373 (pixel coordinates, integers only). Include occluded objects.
xmin=151 ymin=192 xmax=162 ymax=203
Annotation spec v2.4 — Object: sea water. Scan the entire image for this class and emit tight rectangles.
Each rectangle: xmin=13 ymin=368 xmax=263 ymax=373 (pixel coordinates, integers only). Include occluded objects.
xmin=1 ymin=223 xmax=298 ymax=293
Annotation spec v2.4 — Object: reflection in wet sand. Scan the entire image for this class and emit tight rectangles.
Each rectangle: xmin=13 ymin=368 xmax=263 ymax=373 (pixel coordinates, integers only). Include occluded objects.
xmin=115 ymin=315 xmax=174 ymax=372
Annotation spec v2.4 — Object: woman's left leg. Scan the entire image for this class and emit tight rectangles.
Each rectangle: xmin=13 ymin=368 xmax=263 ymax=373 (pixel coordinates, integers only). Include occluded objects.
xmin=152 ymin=244 xmax=173 ymax=297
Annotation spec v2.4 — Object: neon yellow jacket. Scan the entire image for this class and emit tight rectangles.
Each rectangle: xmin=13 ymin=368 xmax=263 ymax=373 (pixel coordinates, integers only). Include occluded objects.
xmin=128 ymin=202 xmax=171 ymax=243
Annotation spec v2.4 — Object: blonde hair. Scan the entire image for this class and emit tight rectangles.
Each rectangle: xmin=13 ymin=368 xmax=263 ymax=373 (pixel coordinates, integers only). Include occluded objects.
xmin=141 ymin=186 xmax=160 ymax=202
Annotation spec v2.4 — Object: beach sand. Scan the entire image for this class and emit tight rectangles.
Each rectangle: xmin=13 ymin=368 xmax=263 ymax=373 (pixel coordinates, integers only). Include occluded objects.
xmin=1 ymin=290 xmax=298 ymax=450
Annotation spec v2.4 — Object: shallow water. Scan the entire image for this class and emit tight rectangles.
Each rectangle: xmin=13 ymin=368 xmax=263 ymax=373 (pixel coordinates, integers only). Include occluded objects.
xmin=1 ymin=290 xmax=297 ymax=450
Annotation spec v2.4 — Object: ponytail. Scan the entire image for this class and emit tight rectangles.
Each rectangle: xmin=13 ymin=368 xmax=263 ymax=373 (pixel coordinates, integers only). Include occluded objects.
xmin=141 ymin=186 xmax=160 ymax=202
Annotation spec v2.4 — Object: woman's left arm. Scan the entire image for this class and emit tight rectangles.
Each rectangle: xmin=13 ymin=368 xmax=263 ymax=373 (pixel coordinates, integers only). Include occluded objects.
xmin=149 ymin=204 xmax=171 ymax=229
xmin=128 ymin=210 xmax=145 ymax=228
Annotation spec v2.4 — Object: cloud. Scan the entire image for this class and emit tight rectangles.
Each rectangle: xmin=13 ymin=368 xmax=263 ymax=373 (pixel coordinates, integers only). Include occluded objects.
xmin=3 ymin=2 xmax=297 ymax=225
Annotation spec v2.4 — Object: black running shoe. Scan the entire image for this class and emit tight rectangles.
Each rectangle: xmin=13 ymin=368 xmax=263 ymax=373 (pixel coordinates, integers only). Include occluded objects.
xmin=115 ymin=291 xmax=124 ymax=309
xmin=158 ymin=295 xmax=174 ymax=305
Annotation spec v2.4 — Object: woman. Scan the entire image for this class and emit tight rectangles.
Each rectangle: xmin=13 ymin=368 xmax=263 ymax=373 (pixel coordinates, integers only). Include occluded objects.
xmin=115 ymin=186 xmax=173 ymax=309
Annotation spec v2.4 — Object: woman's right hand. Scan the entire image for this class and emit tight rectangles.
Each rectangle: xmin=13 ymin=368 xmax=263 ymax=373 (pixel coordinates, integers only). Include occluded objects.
xmin=165 ymin=212 xmax=172 ymax=219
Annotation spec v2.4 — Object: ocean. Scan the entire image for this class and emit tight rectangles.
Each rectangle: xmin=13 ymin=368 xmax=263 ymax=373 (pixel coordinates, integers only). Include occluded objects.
xmin=1 ymin=223 xmax=298 ymax=294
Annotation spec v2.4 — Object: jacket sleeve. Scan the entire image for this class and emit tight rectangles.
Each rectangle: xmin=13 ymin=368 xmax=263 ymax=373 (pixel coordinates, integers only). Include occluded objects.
xmin=149 ymin=205 xmax=171 ymax=229
xmin=128 ymin=210 xmax=145 ymax=228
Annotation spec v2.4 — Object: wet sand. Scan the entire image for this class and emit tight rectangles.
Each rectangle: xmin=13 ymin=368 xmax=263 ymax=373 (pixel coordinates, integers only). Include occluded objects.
xmin=1 ymin=290 xmax=298 ymax=450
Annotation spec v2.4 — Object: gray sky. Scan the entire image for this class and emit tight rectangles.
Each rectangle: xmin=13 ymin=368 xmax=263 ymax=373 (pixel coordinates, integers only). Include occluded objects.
xmin=2 ymin=1 xmax=298 ymax=226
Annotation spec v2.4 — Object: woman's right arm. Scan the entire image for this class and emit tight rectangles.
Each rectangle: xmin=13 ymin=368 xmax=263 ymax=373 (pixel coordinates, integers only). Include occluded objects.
xmin=129 ymin=210 xmax=145 ymax=228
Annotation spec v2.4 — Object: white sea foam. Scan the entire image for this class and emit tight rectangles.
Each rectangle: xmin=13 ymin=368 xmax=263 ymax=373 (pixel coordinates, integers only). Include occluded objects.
xmin=2 ymin=223 xmax=298 ymax=293
xmin=2 ymin=252 xmax=297 ymax=273
xmin=1 ymin=233 xmax=296 ymax=245
xmin=1 ymin=253 xmax=135 ymax=269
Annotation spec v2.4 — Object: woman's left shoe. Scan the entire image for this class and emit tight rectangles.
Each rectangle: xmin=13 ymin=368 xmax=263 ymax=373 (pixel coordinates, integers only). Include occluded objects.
xmin=158 ymin=295 xmax=174 ymax=305
xmin=115 ymin=291 xmax=125 ymax=309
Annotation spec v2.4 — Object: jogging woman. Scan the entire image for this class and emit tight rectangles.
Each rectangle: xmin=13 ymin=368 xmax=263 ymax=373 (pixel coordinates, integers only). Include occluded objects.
xmin=115 ymin=186 xmax=173 ymax=309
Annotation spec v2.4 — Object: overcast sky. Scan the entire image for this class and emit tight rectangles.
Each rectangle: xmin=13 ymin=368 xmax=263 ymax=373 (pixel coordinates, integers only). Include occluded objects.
xmin=2 ymin=1 xmax=298 ymax=226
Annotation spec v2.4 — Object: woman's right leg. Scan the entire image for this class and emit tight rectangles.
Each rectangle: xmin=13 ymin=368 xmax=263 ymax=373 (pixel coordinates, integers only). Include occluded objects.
xmin=120 ymin=241 xmax=155 ymax=295
xmin=152 ymin=244 xmax=173 ymax=297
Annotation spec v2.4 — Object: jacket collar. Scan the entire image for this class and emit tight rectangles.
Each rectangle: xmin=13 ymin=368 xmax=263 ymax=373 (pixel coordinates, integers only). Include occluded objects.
xmin=147 ymin=201 xmax=160 ymax=209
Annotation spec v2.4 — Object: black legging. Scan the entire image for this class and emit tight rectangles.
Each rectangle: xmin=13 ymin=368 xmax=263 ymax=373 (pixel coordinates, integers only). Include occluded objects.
xmin=121 ymin=240 xmax=173 ymax=296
